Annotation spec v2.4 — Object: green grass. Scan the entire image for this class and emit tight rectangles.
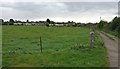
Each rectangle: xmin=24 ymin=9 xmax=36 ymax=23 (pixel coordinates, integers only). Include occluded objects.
xmin=2 ymin=26 xmax=109 ymax=67
xmin=0 ymin=26 xmax=2 ymax=67
xmin=102 ymin=28 xmax=119 ymax=38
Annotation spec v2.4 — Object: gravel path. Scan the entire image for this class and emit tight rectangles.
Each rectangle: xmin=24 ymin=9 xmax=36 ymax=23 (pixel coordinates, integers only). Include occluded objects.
xmin=99 ymin=32 xmax=118 ymax=67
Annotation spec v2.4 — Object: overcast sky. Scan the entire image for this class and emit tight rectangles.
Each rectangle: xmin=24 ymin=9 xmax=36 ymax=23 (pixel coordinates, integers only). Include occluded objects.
xmin=0 ymin=0 xmax=119 ymax=23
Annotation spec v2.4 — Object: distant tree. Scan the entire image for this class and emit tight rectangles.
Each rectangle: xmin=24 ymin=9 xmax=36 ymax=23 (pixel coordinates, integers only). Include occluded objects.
xmin=116 ymin=25 xmax=120 ymax=37
xmin=117 ymin=17 xmax=120 ymax=32
xmin=67 ymin=21 xmax=71 ymax=27
xmin=46 ymin=19 xmax=50 ymax=23
xmin=68 ymin=21 xmax=71 ymax=23
xmin=98 ymin=20 xmax=108 ymax=29
xmin=5 ymin=21 xmax=9 ymax=25
xmin=109 ymin=16 xmax=118 ymax=31
xmin=46 ymin=19 xmax=50 ymax=27
xmin=15 ymin=20 xmax=18 ymax=23
xmin=26 ymin=20 xmax=29 ymax=23
xmin=9 ymin=19 xmax=15 ymax=25
xmin=109 ymin=17 xmax=120 ymax=37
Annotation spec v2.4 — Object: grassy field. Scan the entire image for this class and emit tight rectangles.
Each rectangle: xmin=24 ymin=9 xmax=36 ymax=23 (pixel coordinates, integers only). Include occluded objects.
xmin=0 ymin=26 xmax=2 ymax=67
xmin=2 ymin=26 xmax=108 ymax=67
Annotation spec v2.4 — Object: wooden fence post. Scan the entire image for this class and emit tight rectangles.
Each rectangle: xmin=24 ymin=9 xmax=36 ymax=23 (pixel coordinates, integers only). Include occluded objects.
xmin=90 ymin=32 xmax=95 ymax=48
xmin=40 ymin=36 xmax=42 ymax=53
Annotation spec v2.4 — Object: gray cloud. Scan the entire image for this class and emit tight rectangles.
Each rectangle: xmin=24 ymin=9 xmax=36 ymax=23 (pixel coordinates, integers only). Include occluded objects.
xmin=1 ymin=2 xmax=68 ymax=19
xmin=65 ymin=2 xmax=117 ymax=11
xmin=0 ymin=0 xmax=119 ymax=2
xmin=0 ymin=2 xmax=118 ymax=22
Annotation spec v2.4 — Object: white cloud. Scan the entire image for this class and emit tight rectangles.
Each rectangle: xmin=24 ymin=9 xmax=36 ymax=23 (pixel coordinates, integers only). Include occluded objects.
xmin=0 ymin=2 xmax=118 ymax=23
xmin=0 ymin=0 xmax=119 ymax=2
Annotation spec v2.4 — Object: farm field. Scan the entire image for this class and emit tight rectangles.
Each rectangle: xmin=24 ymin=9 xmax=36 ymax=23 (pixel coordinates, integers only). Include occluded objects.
xmin=2 ymin=26 xmax=108 ymax=67
xmin=0 ymin=26 xmax=2 ymax=67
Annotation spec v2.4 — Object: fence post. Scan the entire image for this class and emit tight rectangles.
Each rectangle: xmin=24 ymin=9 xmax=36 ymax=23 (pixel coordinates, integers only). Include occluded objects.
xmin=90 ymin=32 xmax=95 ymax=48
xmin=40 ymin=36 xmax=42 ymax=53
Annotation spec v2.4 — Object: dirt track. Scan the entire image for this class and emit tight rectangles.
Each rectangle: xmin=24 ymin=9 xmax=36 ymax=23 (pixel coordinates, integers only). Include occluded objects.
xmin=99 ymin=32 xmax=118 ymax=67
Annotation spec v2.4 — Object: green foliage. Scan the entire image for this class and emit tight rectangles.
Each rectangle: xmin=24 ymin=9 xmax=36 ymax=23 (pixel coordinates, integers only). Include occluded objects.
xmin=98 ymin=16 xmax=120 ymax=38
xmin=116 ymin=25 xmax=120 ymax=37
xmin=46 ymin=19 xmax=50 ymax=27
xmin=110 ymin=16 xmax=118 ymax=31
xmin=26 ymin=20 xmax=29 ymax=23
xmin=109 ymin=16 xmax=120 ymax=37
xmin=2 ymin=26 xmax=108 ymax=67
xmin=9 ymin=19 xmax=15 ymax=25
xmin=98 ymin=20 xmax=108 ymax=29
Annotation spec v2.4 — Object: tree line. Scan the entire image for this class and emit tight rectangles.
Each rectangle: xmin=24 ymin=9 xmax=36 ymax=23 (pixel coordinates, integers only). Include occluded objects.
xmin=0 ymin=18 xmax=81 ymax=27
xmin=97 ymin=16 xmax=120 ymax=37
